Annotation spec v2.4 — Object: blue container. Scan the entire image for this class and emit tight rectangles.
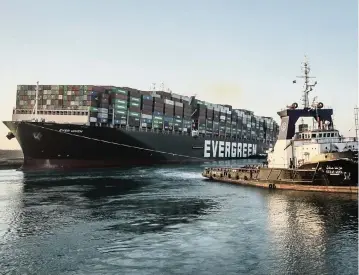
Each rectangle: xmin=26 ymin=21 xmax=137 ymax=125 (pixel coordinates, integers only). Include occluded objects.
xmin=153 ymin=111 xmax=163 ymax=116
xmin=164 ymin=116 xmax=173 ymax=122
xmin=142 ymin=95 xmax=153 ymax=101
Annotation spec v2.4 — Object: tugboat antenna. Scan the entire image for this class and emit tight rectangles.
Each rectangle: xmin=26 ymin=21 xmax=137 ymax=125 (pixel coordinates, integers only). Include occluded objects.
xmin=293 ymin=55 xmax=318 ymax=108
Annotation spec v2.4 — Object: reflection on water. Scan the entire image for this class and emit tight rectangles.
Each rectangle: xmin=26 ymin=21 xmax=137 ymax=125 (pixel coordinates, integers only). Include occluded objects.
xmin=0 ymin=162 xmax=357 ymax=275
xmin=266 ymin=190 xmax=358 ymax=274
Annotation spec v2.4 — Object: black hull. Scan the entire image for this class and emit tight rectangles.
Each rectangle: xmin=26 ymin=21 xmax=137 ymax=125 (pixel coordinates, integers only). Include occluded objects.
xmin=298 ymin=159 xmax=358 ymax=186
xmin=4 ymin=121 xmax=268 ymax=171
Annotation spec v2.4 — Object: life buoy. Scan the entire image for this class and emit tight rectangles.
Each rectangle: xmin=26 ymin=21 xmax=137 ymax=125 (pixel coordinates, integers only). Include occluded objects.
xmin=269 ymin=184 xmax=273 ymax=189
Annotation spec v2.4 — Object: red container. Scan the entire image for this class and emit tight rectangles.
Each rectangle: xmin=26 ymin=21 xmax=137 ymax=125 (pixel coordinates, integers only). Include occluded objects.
xmin=111 ymin=93 xmax=128 ymax=100
xmin=154 ymin=98 xmax=164 ymax=103
xmin=129 ymin=106 xmax=141 ymax=112
xmin=153 ymin=106 xmax=163 ymax=112
xmin=141 ymin=105 xmax=153 ymax=112
xmin=142 ymin=99 xmax=153 ymax=105
xmin=141 ymin=109 xmax=152 ymax=115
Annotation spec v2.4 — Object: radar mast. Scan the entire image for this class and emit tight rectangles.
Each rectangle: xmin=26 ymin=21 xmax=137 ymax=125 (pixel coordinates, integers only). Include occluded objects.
xmin=293 ymin=55 xmax=318 ymax=108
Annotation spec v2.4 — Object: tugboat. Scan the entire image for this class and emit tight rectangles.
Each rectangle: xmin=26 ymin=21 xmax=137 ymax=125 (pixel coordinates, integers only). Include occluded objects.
xmin=202 ymin=57 xmax=358 ymax=193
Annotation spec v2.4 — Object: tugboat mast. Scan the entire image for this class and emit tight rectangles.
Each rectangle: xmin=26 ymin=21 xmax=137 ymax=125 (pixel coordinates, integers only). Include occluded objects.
xmin=293 ymin=56 xmax=318 ymax=109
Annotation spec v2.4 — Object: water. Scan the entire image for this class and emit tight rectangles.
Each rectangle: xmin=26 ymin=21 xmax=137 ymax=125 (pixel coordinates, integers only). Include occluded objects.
xmin=0 ymin=160 xmax=357 ymax=275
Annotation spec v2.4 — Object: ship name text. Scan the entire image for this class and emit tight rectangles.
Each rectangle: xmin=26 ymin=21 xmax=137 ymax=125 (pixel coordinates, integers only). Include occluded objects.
xmin=203 ymin=140 xmax=257 ymax=158
xmin=59 ymin=129 xmax=83 ymax=133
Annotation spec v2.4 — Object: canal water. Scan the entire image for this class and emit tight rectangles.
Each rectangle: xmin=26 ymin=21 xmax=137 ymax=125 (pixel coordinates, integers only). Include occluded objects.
xmin=0 ymin=160 xmax=357 ymax=274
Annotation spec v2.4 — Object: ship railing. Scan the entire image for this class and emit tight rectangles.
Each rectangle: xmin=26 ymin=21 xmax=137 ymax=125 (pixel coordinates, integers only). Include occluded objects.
xmin=296 ymin=137 xmax=358 ymax=144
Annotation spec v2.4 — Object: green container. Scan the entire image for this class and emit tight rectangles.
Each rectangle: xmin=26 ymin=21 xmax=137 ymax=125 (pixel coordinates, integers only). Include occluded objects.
xmin=115 ymin=110 xmax=127 ymax=115
xmin=129 ymin=111 xmax=140 ymax=117
xmin=130 ymin=97 xmax=140 ymax=102
xmin=114 ymin=99 xmax=127 ymax=105
xmin=112 ymin=88 xmax=128 ymax=95
xmin=90 ymin=107 xmax=98 ymax=112
xmin=130 ymin=102 xmax=140 ymax=107
xmin=153 ymin=116 xmax=163 ymax=121
xmin=153 ymin=123 xmax=162 ymax=128
xmin=114 ymin=104 xmax=127 ymax=110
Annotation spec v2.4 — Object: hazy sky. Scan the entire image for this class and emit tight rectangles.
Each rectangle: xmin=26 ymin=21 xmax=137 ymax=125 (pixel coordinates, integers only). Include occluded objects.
xmin=0 ymin=0 xmax=357 ymax=150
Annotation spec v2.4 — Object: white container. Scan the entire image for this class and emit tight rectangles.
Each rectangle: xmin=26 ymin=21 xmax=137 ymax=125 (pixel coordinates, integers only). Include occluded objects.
xmin=175 ymin=102 xmax=183 ymax=107
xmin=98 ymin=113 xmax=108 ymax=118
xmin=181 ymin=96 xmax=190 ymax=102
xmin=171 ymin=93 xmax=181 ymax=99
xmin=98 ymin=108 xmax=108 ymax=113
xmin=89 ymin=117 xmax=97 ymax=122
xmin=164 ymin=99 xmax=174 ymax=105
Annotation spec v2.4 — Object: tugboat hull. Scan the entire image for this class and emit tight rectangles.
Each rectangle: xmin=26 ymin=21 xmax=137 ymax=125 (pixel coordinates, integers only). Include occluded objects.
xmin=298 ymin=159 xmax=358 ymax=186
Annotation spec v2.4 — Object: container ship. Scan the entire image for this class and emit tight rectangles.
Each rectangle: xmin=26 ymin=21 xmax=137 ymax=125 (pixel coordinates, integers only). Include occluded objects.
xmin=3 ymin=84 xmax=279 ymax=170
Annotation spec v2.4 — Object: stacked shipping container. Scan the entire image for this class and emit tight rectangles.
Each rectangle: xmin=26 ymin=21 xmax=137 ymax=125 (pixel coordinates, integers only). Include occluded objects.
xmin=141 ymin=94 xmax=153 ymax=128
xmin=153 ymin=96 xmax=164 ymax=129
xmin=164 ymin=99 xmax=174 ymax=130
xmin=110 ymin=87 xmax=128 ymax=125
xmin=16 ymin=85 xmax=98 ymax=111
xmin=15 ymin=84 xmax=279 ymax=141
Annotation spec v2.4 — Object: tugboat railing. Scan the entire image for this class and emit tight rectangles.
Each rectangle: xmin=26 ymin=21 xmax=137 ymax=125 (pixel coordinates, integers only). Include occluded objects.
xmin=295 ymin=137 xmax=358 ymax=144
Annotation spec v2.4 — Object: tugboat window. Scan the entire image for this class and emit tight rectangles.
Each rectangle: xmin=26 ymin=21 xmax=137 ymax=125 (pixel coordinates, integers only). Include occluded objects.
xmin=312 ymin=134 xmax=316 ymax=138
xmin=319 ymin=133 xmax=322 ymax=138
xmin=331 ymin=133 xmax=334 ymax=137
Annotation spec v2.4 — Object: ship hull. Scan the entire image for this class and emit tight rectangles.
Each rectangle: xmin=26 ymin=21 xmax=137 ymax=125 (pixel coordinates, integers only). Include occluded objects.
xmin=298 ymin=159 xmax=358 ymax=186
xmin=4 ymin=121 xmax=267 ymax=171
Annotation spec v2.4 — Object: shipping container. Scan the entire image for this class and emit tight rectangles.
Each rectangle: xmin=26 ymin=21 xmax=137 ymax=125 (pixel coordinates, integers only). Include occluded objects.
xmin=141 ymin=114 xmax=152 ymax=119
xmin=153 ymin=111 xmax=163 ymax=116
xmin=97 ymin=118 xmax=108 ymax=123
xmin=128 ymin=117 xmax=140 ymax=127
xmin=142 ymin=99 xmax=153 ymax=106
xmin=111 ymin=88 xmax=128 ymax=95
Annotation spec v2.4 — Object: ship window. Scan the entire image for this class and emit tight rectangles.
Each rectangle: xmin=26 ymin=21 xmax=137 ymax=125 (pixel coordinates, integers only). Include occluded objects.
xmin=319 ymin=133 xmax=322 ymax=138
xmin=312 ymin=134 xmax=316 ymax=138
xmin=331 ymin=133 xmax=334 ymax=137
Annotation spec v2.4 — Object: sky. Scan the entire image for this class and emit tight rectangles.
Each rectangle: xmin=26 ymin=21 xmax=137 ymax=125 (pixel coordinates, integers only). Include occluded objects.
xmin=0 ymin=0 xmax=357 ymax=150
